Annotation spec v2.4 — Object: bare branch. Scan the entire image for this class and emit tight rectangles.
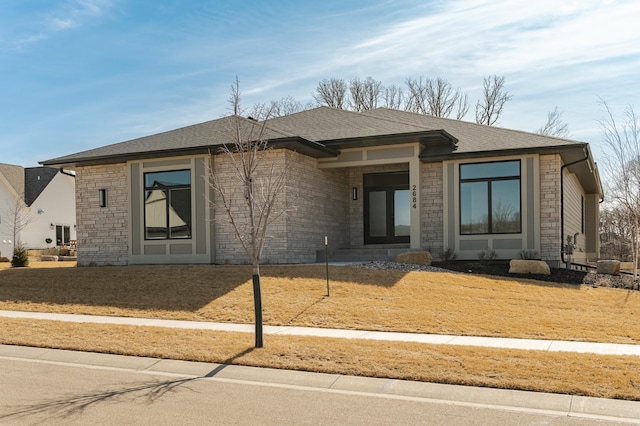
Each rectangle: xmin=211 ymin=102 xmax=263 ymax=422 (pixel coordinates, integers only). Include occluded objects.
xmin=313 ymin=78 xmax=348 ymax=109
xmin=475 ymin=75 xmax=512 ymax=126
xmin=536 ymin=107 xmax=570 ymax=138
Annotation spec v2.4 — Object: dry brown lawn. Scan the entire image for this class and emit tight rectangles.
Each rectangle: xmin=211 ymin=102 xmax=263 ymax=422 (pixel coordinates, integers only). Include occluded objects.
xmin=1 ymin=263 xmax=640 ymax=400
xmin=1 ymin=264 xmax=639 ymax=343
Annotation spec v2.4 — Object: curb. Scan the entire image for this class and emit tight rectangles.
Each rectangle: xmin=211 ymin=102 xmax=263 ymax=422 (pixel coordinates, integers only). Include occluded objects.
xmin=1 ymin=344 xmax=639 ymax=423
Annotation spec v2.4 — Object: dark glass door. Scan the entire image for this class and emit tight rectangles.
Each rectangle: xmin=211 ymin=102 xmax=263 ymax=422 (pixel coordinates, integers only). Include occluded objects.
xmin=364 ymin=172 xmax=410 ymax=244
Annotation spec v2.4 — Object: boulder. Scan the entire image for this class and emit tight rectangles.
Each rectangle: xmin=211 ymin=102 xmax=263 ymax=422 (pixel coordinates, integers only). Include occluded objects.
xmin=597 ymin=260 xmax=621 ymax=276
xmin=397 ymin=251 xmax=432 ymax=266
xmin=40 ymin=255 xmax=59 ymax=262
xmin=509 ymin=259 xmax=551 ymax=275
xmin=620 ymin=262 xmax=635 ymax=271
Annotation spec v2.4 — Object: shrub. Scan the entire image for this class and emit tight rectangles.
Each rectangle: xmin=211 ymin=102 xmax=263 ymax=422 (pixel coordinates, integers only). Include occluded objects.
xmin=477 ymin=250 xmax=498 ymax=263
xmin=11 ymin=244 xmax=29 ymax=267
xmin=518 ymin=250 xmax=540 ymax=260
xmin=439 ymin=248 xmax=458 ymax=264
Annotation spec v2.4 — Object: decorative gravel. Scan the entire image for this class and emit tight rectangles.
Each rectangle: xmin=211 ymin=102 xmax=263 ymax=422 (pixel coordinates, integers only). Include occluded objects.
xmin=355 ymin=261 xmax=461 ymax=273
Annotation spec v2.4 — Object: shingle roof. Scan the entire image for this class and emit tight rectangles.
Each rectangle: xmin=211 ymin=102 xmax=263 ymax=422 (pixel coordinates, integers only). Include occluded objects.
xmin=0 ymin=163 xmax=25 ymax=199
xmin=42 ymin=107 xmax=587 ymax=167
xmin=24 ymin=167 xmax=59 ymax=206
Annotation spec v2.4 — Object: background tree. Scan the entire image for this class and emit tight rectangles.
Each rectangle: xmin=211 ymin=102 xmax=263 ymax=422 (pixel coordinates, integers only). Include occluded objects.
xmin=2 ymin=199 xmax=33 ymax=253
xmin=600 ymin=205 xmax=634 ymax=260
xmin=348 ymin=77 xmax=382 ymax=112
xmin=206 ymin=79 xmax=290 ymax=347
xmin=269 ymin=96 xmax=313 ymax=117
xmin=536 ymin=107 xmax=570 ymax=138
xmin=382 ymin=84 xmax=404 ymax=109
xmin=598 ymin=98 xmax=640 ymax=278
xmin=313 ymin=78 xmax=348 ymax=109
xmin=404 ymin=77 xmax=468 ymax=118
xmin=475 ymin=75 xmax=512 ymax=126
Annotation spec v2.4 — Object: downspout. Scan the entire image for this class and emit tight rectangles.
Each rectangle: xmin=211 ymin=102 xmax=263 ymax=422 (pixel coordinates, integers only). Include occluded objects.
xmin=560 ymin=148 xmax=590 ymax=267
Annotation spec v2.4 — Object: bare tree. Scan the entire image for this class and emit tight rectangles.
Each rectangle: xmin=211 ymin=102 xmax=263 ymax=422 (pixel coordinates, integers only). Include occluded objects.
xmin=404 ymin=77 xmax=428 ymax=114
xmin=536 ymin=107 xmax=570 ymax=138
xmin=598 ymin=98 xmax=640 ymax=279
xmin=205 ymin=79 xmax=290 ymax=347
xmin=475 ymin=75 xmax=512 ymax=126
xmin=600 ymin=205 xmax=634 ymax=260
xmin=348 ymin=77 xmax=382 ymax=112
xmin=269 ymin=96 xmax=313 ymax=117
xmin=313 ymin=78 xmax=348 ymax=109
xmin=405 ymin=77 xmax=468 ymax=119
xmin=2 ymin=199 xmax=33 ymax=253
xmin=383 ymin=84 xmax=404 ymax=109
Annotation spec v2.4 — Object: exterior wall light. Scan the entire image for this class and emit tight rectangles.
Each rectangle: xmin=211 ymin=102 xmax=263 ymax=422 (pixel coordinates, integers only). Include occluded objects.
xmin=99 ymin=189 xmax=107 ymax=207
xmin=352 ymin=187 xmax=358 ymax=201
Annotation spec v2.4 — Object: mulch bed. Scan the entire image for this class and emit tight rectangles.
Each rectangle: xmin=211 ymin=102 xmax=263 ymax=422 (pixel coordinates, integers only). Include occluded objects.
xmin=434 ymin=261 xmax=639 ymax=290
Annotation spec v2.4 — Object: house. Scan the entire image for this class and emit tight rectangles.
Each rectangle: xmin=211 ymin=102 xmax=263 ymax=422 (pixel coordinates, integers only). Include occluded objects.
xmin=0 ymin=163 xmax=76 ymax=255
xmin=41 ymin=107 xmax=603 ymax=268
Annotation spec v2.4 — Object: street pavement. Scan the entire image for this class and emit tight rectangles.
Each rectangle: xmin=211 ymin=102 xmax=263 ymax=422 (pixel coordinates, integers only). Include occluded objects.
xmin=1 ymin=310 xmax=640 ymax=424
xmin=1 ymin=345 xmax=639 ymax=425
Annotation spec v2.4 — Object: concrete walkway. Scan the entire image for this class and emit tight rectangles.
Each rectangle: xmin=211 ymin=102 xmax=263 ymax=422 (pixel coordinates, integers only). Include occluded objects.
xmin=2 ymin=309 xmax=640 ymax=357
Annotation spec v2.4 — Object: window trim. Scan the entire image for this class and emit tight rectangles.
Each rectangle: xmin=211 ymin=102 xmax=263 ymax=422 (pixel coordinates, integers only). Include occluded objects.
xmin=459 ymin=160 xmax=522 ymax=235
xmin=143 ymin=169 xmax=193 ymax=240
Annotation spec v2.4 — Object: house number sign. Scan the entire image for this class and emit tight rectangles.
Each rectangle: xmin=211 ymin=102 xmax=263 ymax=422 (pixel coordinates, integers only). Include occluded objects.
xmin=411 ymin=184 xmax=417 ymax=209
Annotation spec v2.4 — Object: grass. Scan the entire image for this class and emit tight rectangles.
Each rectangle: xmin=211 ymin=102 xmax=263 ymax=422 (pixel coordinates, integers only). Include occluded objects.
xmin=1 ymin=263 xmax=640 ymax=400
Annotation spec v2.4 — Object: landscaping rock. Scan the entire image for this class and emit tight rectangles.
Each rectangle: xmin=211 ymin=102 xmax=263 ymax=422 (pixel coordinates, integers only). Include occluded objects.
xmin=620 ymin=262 xmax=636 ymax=271
xmin=508 ymin=259 xmax=551 ymax=275
xmin=597 ymin=260 xmax=621 ymax=276
xmin=40 ymin=255 xmax=59 ymax=262
xmin=396 ymin=251 xmax=432 ymax=266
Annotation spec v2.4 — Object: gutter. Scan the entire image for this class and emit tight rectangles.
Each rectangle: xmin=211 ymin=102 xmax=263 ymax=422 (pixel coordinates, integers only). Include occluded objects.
xmin=560 ymin=148 xmax=590 ymax=266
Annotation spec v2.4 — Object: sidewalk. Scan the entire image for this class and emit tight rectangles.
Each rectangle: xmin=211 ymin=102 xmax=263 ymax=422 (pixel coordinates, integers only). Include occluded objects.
xmin=2 ymin=309 xmax=640 ymax=356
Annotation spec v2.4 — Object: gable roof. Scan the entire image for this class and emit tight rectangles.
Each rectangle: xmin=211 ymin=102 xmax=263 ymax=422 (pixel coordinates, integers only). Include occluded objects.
xmin=0 ymin=163 xmax=25 ymax=199
xmin=24 ymin=167 xmax=60 ymax=206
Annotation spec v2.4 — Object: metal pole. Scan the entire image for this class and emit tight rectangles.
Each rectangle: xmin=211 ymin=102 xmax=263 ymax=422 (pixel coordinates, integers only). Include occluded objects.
xmin=325 ymin=235 xmax=330 ymax=297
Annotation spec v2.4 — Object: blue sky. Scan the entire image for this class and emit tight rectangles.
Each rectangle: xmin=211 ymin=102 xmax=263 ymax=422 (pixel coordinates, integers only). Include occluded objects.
xmin=1 ymin=0 xmax=639 ymax=167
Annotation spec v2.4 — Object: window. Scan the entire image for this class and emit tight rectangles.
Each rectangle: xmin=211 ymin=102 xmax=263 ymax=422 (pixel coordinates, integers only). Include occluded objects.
xmin=56 ymin=225 xmax=70 ymax=246
xmin=460 ymin=160 xmax=521 ymax=234
xmin=144 ymin=170 xmax=192 ymax=239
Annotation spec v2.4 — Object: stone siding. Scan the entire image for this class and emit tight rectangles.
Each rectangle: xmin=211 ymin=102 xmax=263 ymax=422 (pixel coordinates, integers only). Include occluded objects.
xmin=420 ymin=161 xmax=444 ymax=254
xmin=75 ymin=164 xmax=129 ymax=266
xmin=211 ymin=150 xmax=348 ymax=264
xmin=539 ymin=154 xmax=561 ymax=265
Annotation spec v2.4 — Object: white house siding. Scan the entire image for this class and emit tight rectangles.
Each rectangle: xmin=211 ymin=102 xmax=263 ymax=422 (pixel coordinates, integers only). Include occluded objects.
xmin=75 ymin=164 xmax=128 ymax=266
xmin=0 ymin=177 xmax=20 ymax=258
xmin=539 ymin=154 xmax=562 ymax=266
xmin=420 ymin=161 xmax=444 ymax=255
xmin=22 ymin=172 xmax=76 ymax=249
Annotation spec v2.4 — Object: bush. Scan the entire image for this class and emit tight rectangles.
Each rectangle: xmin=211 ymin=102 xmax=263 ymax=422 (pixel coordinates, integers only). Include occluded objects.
xmin=477 ymin=250 xmax=498 ymax=263
xmin=439 ymin=248 xmax=458 ymax=264
xmin=518 ymin=250 xmax=540 ymax=260
xmin=11 ymin=244 xmax=29 ymax=267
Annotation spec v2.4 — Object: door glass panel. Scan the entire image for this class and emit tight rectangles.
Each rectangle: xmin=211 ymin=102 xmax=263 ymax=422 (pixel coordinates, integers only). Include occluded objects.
xmin=368 ymin=191 xmax=387 ymax=238
xmin=394 ymin=190 xmax=410 ymax=237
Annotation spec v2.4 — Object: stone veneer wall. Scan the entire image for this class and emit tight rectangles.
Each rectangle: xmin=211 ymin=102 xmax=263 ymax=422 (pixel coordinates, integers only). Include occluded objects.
xmin=283 ymin=150 xmax=349 ymax=262
xmin=75 ymin=164 xmax=129 ymax=266
xmin=539 ymin=154 xmax=562 ymax=266
xmin=420 ymin=161 xmax=444 ymax=254
xmin=212 ymin=149 xmax=349 ymax=264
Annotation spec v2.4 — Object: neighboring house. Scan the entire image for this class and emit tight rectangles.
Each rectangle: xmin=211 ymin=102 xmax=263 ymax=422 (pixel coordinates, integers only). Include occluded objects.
xmin=0 ymin=163 xmax=76 ymax=254
xmin=41 ymin=107 xmax=603 ymax=268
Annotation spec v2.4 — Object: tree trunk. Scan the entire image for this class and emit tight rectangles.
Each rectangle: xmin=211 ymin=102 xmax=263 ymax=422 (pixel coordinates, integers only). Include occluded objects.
xmin=252 ymin=267 xmax=264 ymax=348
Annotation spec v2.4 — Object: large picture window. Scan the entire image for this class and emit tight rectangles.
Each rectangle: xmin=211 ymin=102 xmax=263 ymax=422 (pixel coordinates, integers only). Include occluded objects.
xmin=460 ymin=160 xmax=521 ymax=235
xmin=144 ymin=170 xmax=192 ymax=239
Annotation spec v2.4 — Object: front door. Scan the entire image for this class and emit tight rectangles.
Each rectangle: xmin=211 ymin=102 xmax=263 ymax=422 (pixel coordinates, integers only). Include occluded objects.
xmin=364 ymin=172 xmax=410 ymax=245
